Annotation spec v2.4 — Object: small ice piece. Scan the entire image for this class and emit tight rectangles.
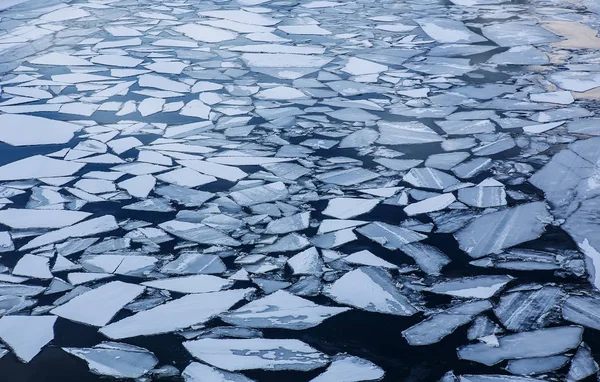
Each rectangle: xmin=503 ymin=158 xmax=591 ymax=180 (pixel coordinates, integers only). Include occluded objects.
xmin=547 ymin=71 xmax=600 ymax=92
xmin=481 ymin=22 xmax=560 ymax=47
xmin=13 ymin=254 xmax=52 ymax=279
xmin=175 ymin=24 xmax=238 ymax=42
xmin=416 ymin=19 xmax=487 ymax=43
xmin=403 ymin=300 xmax=491 ymax=345
xmin=279 ymin=24 xmax=331 ymax=35
xmin=241 ymin=53 xmax=333 ymax=68
xmin=310 ymin=355 xmax=385 ymax=382
xmin=155 ymin=185 xmax=212 ymax=207
xmin=323 ymin=198 xmax=379 ymax=219
xmin=91 ymin=55 xmax=143 ymax=68
xmin=0 ymin=155 xmax=84 ymax=181
xmin=179 ymin=160 xmax=247 ymax=182
xmin=343 ymin=250 xmax=397 ymax=269
xmin=100 ymin=289 xmax=253 ymax=339
xmin=156 ymin=168 xmax=216 ymax=188
xmin=182 ymin=362 xmax=254 ymax=382
xmin=51 ymin=281 xmax=145 ymax=327
xmin=454 ymin=202 xmax=551 ymax=258
xmin=160 ymin=253 xmax=226 ymax=275
xmin=428 ymin=275 xmax=513 ymax=298
xmin=138 ymin=74 xmax=189 ymax=93
xmin=458 ymin=186 xmax=506 ymax=208
xmin=452 ymin=158 xmax=492 ymax=179
xmin=21 ymin=215 xmax=119 ymax=251
xmin=506 ymin=355 xmax=569 ymax=376
xmin=457 ymin=326 xmax=583 ymax=366
xmin=199 ymin=9 xmax=279 ymax=26
xmin=230 ymin=182 xmax=288 ymax=206
xmin=530 ymin=91 xmax=574 ymax=105
xmin=568 ymin=344 xmax=598 ymax=381
xmin=357 ymin=222 xmax=426 ymax=249
xmin=404 ymin=193 xmax=456 ymax=216
xmin=400 ymin=243 xmax=451 ymax=275
xmin=339 ymin=129 xmax=379 ymax=148
xmin=265 ymin=212 xmax=310 ymax=234
xmin=342 ymin=57 xmax=388 ymax=75
xmin=118 ymin=175 xmax=155 ymax=198
xmin=436 ymin=120 xmax=496 ymax=135
xmin=325 ymin=267 xmax=418 ymax=315
xmin=377 ymin=121 xmax=444 ymax=145
xmin=30 ymin=52 xmax=92 ymax=66
xmin=488 ymin=45 xmax=549 ymax=65
xmin=183 ymin=338 xmax=329 ymax=371
xmin=222 ymin=290 xmax=348 ymax=330
xmin=493 ymin=286 xmax=563 ymax=331
xmin=375 ymin=159 xmax=423 ymax=171
xmin=404 ymin=168 xmax=459 ymax=190
xmin=316 ymin=168 xmax=380 ymax=186
xmin=63 ymin=342 xmax=158 ymax=379
xmin=562 ymin=296 xmax=600 ymax=331
xmin=0 ymin=315 xmax=56 ymax=362
xmin=159 ymin=220 xmax=240 ymax=247
xmin=426 ymin=152 xmax=470 ymax=170
xmin=256 ymin=233 xmax=311 ymax=253
xmin=142 ymin=275 xmax=232 ymax=294
xmin=0 ymin=115 xmax=81 ymax=146
xmin=287 ymin=247 xmax=324 ymax=275
xmin=0 ymin=296 xmax=35 ymax=315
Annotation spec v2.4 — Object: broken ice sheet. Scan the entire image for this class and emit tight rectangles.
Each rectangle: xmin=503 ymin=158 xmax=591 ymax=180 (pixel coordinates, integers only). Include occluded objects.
xmin=377 ymin=121 xmax=443 ymax=145
xmin=322 ymin=198 xmax=379 ymax=219
xmin=0 ymin=114 xmax=81 ymax=146
xmin=160 ymin=253 xmax=226 ymax=275
xmin=222 ymin=290 xmax=349 ymax=330
xmin=184 ymin=338 xmax=329 ymax=371
xmin=458 ymin=326 xmax=583 ymax=366
xmin=493 ymin=286 xmax=564 ymax=331
xmin=182 ymin=362 xmax=254 ymax=382
xmin=454 ymin=202 xmax=551 ymax=259
xmin=325 ymin=267 xmax=418 ymax=315
xmin=100 ymin=289 xmax=253 ymax=339
xmin=0 ymin=315 xmax=56 ymax=362
xmin=63 ymin=342 xmax=158 ymax=379
xmin=428 ymin=275 xmax=513 ymax=298
xmin=357 ymin=222 xmax=426 ymax=250
xmin=310 ymin=355 xmax=385 ymax=382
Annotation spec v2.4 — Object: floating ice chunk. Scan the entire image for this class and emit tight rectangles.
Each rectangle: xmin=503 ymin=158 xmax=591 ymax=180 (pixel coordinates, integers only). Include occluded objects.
xmin=344 ymin=250 xmax=397 ymax=269
xmin=377 ymin=121 xmax=443 ymax=145
xmin=342 ymin=57 xmax=388 ymax=76
xmin=175 ymin=24 xmax=238 ymax=42
xmin=428 ymin=275 xmax=512 ymax=298
xmin=454 ymin=202 xmax=551 ymax=259
xmin=256 ymin=233 xmax=311 ymax=253
xmin=241 ymin=53 xmax=333 ymax=68
xmin=143 ymin=275 xmax=232 ymax=294
xmin=459 ymin=375 xmax=547 ymax=382
xmin=74 ymin=179 xmax=116 ymax=194
xmin=457 ymin=326 xmax=583 ymax=366
xmin=179 ymin=160 xmax=247 ymax=182
xmin=182 ymin=362 xmax=254 ymax=382
xmin=287 ymin=247 xmax=324 ymax=275
xmin=400 ymin=243 xmax=451 ymax=275
xmin=118 ymin=175 xmax=155 ymax=198
xmin=22 ymin=215 xmax=118 ymax=251
xmin=506 ymin=355 xmax=569 ymax=376
xmin=138 ymin=74 xmax=189 ymax=93
xmin=325 ymin=267 xmax=418 ymax=315
xmin=425 ymin=152 xmax=470 ymax=170
xmin=452 ymin=158 xmax=492 ymax=179
xmin=0 ymin=209 xmax=90 ymax=229
xmin=568 ymin=344 xmax=598 ymax=381
xmin=493 ymin=286 xmax=563 ymax=331
xmin=0 ymin=155 xmax=84 ymax=181
xmin=562 ymin=296 xmax=600 ymax=331
xmin=159 ymin=221 xmax=240 ymax=247
xmin=100 ymin=289 xmax=253 ymax=339
xmin=403 ymin=300 xmax=491 ymax=345
xmin=156 ymin=168 xmax=216 ymax=188
xmin=91 ymin=55 xmax=143 ymax=68
xmin=30 ymin=52 xmax=92 ymax=66
xmin=481 ymin=23 xmax=560 ymax=47
xmin=184 ymin=338 xmax=328 ymax=371
xmin=404 ymin=168 xmax=459 ymax=190
xmin=222 ymin=290 xmax=348 ymax=330
xmin=458 ymin=186 xmax=506 ymax=208
xmin=310 ymin=355 xmax=384 ymax=382
xmin=279 ymin=25 xmax=331 ymax=35
xmin=339 ymin=129 xmax=379 ymax=148
xmin=323 ymin=198 xmax=379 ymax=219
xmin=63 ymin=342 xmax=158 ymax=379
xmin=547 ymin=71 xmax=600 ymax=92
xmin=265 ymin=212 xmax=310 ymax=234
xmin=0 ymin=315 xmax=56 ymax=362
xmin=416 ymin=19 xmax=487 ymax=43
xmin=230 ymin=44 xmax=323 ymax=54
xmin=316 ymin=168 xmax=379 ymax=186
xmin=199 ymin=9 xmax=279 ymax=26
xmin=161 ymin=253 xmax=226 ymax=275
xmin=375 ymin=159 xmax=423 ymax=171
xmin=13 ymin=254 xmax=52 ymax=279
xmin=357 ymin=222 xmax=426 ymax=249
xmin=155 ymin=185 xmax=212 ymax=207
xmin=51 ymin=281 xmax=144 ymax=327
xmin=488 ymin=45 xmax=549 ymax=65
xmin=436 ymin=120 xmax=495 ymax=135
xmin=230 ymin=182 xmax=288 ymax=206
xmin=404 ymin=193 xmax=456 ymax=216
xmin=0 ymin=115 xmax=81 ymax=146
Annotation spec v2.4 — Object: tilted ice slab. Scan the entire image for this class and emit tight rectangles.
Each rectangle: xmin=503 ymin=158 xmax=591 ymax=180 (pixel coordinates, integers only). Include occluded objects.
xmin=100 ymin=289 xmax=253 ymax=339
xmin=183 ymin=338 xmax=329 ymax=371
xmin=63 ymin=342 xmax=158 ymax=379
xmin=454 ymin=202 xmax=551 ymax=258
xmin=222 ymin=290 xmax=349 ymax=330
xmin=0 ymin=115 xmax=81 ymax=146
xmin=457 ymin=326 xmax=583 ymax=366
xmin=51 ymin=281 xmax=145 ymax=327
xmin=325 ymin=267 xmax=418 ymax=315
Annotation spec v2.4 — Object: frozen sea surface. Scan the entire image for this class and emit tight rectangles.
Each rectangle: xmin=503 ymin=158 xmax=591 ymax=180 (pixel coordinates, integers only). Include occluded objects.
xmin=0 ymin=0 xmax=600 ymax=381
